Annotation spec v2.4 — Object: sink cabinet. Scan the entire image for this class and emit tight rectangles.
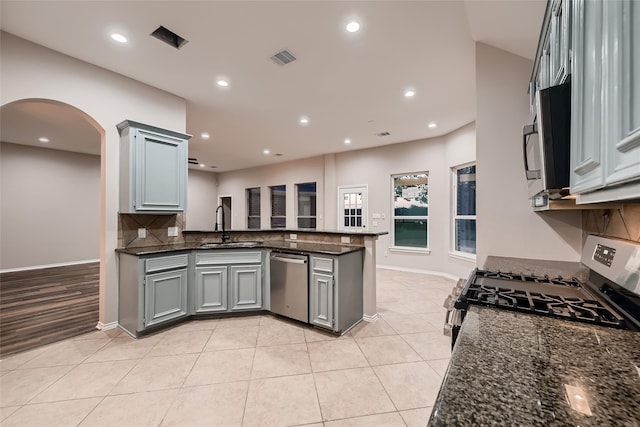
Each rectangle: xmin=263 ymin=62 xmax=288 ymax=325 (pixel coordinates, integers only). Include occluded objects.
xmin=117 ymin=120 xmax=190 ymax=213
xmin=309 ymin=249 xmax=363 ymax=334
xmin=119 ymin=252 xmax=189 ymax=336
xmin=192 ymin=250 xmax=264 ymax=314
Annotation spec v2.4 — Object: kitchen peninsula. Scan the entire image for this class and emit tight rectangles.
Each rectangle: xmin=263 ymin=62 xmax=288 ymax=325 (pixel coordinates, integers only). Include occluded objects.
xmin=116 ymin=228 xmax=386 ymax=337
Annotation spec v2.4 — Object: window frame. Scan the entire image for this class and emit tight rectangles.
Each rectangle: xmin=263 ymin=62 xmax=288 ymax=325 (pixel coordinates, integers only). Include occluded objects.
xmin=450 ymin=162 xmax=477 ymax=261
xmin=270 ymin=185 xmax=286 ymax=229
xmin=295 ymin=182 xmax=317 ymax=229
xmin=246 ymin=187 xmax=261 ymax=229
xmin=390 ymin=172 xmax=430 ymax=253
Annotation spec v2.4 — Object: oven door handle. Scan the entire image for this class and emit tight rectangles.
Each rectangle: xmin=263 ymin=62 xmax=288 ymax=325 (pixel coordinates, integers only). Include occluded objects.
xmin=523 ymin=123 xmax=541 ymax=180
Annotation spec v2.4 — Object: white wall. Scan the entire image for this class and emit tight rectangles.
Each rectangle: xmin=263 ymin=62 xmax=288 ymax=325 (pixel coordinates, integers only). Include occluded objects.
xmin=186 ymin=169 xmax=218 ymax=230
xmin=475 ymin=43 xmax=582 ymax=266
xmin=0 ymin=143 xmax=100 ymax=270
xmin=217 ymin=156 xmax=325 ymax=230
xmin=1 ymin=32 xmax=187 ymax=326
xmin=212 ymin=124 xmax=477 ymax=279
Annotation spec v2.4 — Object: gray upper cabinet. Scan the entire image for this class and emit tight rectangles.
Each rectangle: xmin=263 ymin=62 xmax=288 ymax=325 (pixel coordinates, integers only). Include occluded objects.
xmin=549 ymin=0 xmax=572 ymax=86
xmin=118 ymin=120 xmax=190 ymax=213
xmin=570 ymin=0 xmax=606 ymax=193
xmin=570 ymin=0 xmax=640 ymax=202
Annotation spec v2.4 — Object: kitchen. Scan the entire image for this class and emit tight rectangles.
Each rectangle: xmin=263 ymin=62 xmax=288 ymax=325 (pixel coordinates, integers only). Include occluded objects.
xmin=1 ymin=1 xmax=639 ymax=426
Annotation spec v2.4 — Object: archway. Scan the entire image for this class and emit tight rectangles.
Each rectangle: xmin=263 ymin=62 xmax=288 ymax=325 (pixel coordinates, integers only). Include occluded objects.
xmin=0 ymin=98 xmax=106 ymax=355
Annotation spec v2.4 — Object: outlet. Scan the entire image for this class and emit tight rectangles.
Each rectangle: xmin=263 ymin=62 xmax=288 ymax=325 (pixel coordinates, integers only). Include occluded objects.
xmin=290 ymin=233 xmax=297 ymax=240
xmin=168 ymin=226 xmax=178 ymax=237
xmin=138 ymin=228 xmax=146 ymax=239
xmin=341 ymin=236 xmax=350 ymax=244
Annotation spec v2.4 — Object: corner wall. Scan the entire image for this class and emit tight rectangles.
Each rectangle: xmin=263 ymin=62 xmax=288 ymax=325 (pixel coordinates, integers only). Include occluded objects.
xmin=475 ymin=42 xmax=582 ymax=267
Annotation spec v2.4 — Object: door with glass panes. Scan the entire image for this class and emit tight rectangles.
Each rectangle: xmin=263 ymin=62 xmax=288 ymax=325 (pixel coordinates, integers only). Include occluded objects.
xmin=338 ymin=186 xmax=367 ymax=231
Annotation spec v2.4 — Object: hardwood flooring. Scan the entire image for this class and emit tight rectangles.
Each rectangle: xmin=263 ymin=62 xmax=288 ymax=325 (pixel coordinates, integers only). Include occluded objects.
xmin=0 ymin=262 xmax=99 ymax=357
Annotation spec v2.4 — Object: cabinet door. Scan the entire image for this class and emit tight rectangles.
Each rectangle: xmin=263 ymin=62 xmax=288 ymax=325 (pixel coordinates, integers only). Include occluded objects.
xmin=135 ymin=128 xmax=187 ymax=212
xmin=194 ymin=266 xmax=228 ymax=313
xmin=550 ymin=0 xmax=571 ymax=85
xmin=605 ymin=0 xmax=640 ymax=186
xmin=570 ymin=0 xmax=606 ymax=193
xmin=230 ymin=265 xmax=262 ymax=311
xmin=310 ymin=273 xmax=334 ymax=329
xmin=145 ymin=269 xmax=187 ymax=327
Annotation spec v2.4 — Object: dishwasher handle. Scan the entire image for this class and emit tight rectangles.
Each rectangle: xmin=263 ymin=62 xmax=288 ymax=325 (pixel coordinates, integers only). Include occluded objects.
xmin=270 ymin=254 xmax=308 ymax=264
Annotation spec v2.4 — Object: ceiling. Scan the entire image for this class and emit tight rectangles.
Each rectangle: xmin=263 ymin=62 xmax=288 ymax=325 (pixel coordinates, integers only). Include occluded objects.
xmin=0 ymin=1 xmax=545 ymax=172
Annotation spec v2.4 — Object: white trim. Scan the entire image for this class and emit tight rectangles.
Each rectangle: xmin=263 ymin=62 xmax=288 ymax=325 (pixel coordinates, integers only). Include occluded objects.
xmin=362 ymin=313 xmax=379 ymax=322
xmin=337 ymin=184 xmax=369 ymax=232
xmin=389 ymin=246 xmax=431 ymax=254
xmin=377 ymin=264 xmax=461 ymax=282
xmin=96 ymin=321 xmax=119 ymax=331
xmin=0 ymin=259 xmax=100 ymax=274
xmin=448 ymin=251 xmax=477 ymax=263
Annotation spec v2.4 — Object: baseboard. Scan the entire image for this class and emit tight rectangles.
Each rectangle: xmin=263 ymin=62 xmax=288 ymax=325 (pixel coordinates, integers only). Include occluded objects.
xmin=1 ymin=259 xmax=100 ymax=274
xmin=96 ymin=321 xmax=119 ymax=331
xmin=377 ymin=264 xmax=461 ymax=281
xmin=362 ymin=313 xmax=379 ymax=322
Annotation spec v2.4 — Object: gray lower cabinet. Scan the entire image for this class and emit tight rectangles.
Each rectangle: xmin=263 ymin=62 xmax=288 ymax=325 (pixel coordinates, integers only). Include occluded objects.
xmin=118 ymin=252 xmax=189 ymax=336
xmin=309 ymin=250 xmax=363 ymax=334
xmin=192 ymin=251 xmax=263 ymax=314
xmin=194 ymin=266 xmax=228 ymax=313
xmin=230 ymin=265 xmax=262 ymax=310
xmin=145 ymin=268 xmax=188 ymax=327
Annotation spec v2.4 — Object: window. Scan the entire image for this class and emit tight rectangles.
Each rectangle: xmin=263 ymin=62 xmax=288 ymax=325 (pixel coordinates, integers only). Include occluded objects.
xmin=453 ymin=164 xmax=476 ymax=255
xmin=270 ymin=185 xmax=286 ymax=228
xmin=296 ymin=182 xmax=316 ymax=229
xmin=392 ymin=173 xmax=429 ymax=249
xmin=246 ymin=187 xmax=260 ymax=229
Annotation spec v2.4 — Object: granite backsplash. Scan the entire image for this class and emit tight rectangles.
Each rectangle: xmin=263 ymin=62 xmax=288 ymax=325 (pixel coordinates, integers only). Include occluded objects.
xmin=583 ymin=203 xmax=640 ymax=244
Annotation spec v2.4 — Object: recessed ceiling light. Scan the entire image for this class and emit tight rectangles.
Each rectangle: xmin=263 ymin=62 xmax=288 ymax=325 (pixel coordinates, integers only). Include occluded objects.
xmin=263 ymin=149 xmax=270 ymax=155
xmin=346 ymin=21 xmax=360 ymax=33
xmin=216 ymin=79 xmax=229 ymax=87
xmin=344 ymin=138 xmax=352 ymax=144
xmin=428 ymin=122 xmax=438 ymax=129
xmin=404 ymin=90 xmax=416 ymax=97
xmin=199 ymin=163 xmax=206 ymax=168
xmin=201 ymin=132 xmax=210 ymax=139
xmin=299 ymin=116 xmax=309 ymax=125
xmin=111 ymin=33 xmax=127 ymax=43
xmin=38 ymin=137 xmax=49 ymax=143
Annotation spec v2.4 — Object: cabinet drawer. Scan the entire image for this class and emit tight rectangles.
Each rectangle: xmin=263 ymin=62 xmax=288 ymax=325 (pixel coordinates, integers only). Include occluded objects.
xmin=145 ymin=254 xmax=188 ymax=273
xmin=312 ymin=257 xmax=334 ymax=273
xmin=196 ymin=251 xmax=262 ymax=266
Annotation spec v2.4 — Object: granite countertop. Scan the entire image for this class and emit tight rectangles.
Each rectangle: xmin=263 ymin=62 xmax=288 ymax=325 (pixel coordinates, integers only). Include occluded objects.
xmin=429 ymin=306 xmax=640 ymax=426
xmin=483 ymin=255 xmax=590 ymax=282
xmin=116 ymin=240 xmax=364 ymax=256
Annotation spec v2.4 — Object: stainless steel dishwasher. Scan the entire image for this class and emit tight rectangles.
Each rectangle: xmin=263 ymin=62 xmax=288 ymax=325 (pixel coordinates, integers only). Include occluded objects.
xmin=270 ymin=252 xmax=309 ymax=323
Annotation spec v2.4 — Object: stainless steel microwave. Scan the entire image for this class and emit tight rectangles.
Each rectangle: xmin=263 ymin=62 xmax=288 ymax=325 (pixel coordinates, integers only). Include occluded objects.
xmin=522 ymin=80 xmax=571 ymax=204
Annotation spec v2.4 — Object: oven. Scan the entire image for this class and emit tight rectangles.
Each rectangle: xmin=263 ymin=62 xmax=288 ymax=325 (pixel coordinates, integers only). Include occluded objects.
xmin=444 ymin=235 xmax=640 ymax=348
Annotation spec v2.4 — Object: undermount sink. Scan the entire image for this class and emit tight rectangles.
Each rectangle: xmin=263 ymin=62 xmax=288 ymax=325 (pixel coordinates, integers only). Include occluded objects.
xmin=199 ymin=241 xmax=262 ymax=249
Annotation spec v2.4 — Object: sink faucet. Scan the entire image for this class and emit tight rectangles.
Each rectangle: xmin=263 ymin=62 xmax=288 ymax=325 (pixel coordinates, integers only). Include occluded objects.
xmin=214 ymin=205 xmax=231 ymax=243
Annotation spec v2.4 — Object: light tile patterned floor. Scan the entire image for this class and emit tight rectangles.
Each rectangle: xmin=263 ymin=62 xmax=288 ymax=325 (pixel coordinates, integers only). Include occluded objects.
xmin=0 ymin=268 xmax=454 ymax=426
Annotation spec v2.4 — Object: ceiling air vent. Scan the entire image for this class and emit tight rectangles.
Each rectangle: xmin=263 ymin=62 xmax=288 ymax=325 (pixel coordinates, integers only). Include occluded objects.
xmin=188 ymin=157 xmax=199 ymax=165
xmin=376 ymin=132 xmax=391 ymax=137
xmin=270 ymin=49 xmax=297 ymax=66
xmin=151 ymin=26 xmax=188 ymax=50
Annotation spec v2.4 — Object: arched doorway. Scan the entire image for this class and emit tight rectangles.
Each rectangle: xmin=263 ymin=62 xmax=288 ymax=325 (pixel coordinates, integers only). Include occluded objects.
xmin=0 ymin=98 xmax=105 ymax=356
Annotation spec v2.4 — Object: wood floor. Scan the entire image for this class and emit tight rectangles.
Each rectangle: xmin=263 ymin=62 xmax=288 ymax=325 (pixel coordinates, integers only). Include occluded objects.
xmin=0 ymin=262 xmax=99 ymax=357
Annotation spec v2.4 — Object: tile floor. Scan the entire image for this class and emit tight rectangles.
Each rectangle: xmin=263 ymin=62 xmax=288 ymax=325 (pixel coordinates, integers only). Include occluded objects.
xmin=0 ymin=268 xmax=454 ymax=427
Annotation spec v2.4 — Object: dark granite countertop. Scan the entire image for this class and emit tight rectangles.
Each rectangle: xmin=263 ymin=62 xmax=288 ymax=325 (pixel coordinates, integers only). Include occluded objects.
xmin=429 ymin=306 xmax=640 ymax=426
xmin=116 ymin=241 xmax=364 ymax=256
xmin=483 ymin=255 xmax=590 ymax=282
